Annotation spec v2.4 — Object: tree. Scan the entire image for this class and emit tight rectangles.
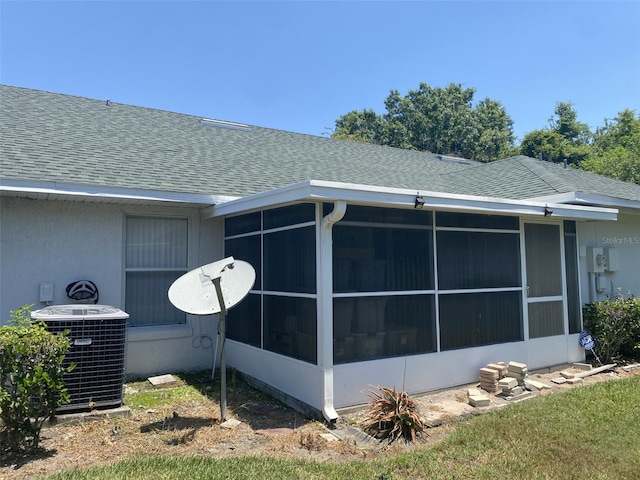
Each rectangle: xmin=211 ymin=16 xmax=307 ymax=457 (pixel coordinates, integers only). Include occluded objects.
xmin=332 ymin=83 xmax=515 ymax=162
xmin=580 ymin=109 xmax=640 ymax=184
xmin=332 ymin=109 xmax=386 ymax=145
xmin=549 ymin=101 xmax=591 ymax=145
xmin=519 ymin=102 xmax=591 ymax=165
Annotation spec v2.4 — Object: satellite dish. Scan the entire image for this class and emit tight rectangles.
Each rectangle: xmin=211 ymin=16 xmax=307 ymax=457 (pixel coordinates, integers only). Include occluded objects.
xmin=168 ymin=257 xmax=255 ymax=315
xmin=167 ymin=256 xmax=255 ymax=422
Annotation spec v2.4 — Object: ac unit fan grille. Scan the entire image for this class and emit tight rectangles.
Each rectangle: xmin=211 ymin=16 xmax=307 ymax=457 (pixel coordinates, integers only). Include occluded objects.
xmin=45 ymin=317 xmax=127 ymax=412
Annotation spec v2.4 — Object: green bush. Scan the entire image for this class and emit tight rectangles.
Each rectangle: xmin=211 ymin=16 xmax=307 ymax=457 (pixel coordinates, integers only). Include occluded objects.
xmin=0 ymin=305 xmax=73 ymax=452
xmin=583 ymin=294 xmax=640 ymax=364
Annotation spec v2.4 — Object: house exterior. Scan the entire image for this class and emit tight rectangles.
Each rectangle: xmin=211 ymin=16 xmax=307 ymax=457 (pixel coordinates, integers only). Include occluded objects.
xmin=2 ymin=85 xmax=639 ymax=420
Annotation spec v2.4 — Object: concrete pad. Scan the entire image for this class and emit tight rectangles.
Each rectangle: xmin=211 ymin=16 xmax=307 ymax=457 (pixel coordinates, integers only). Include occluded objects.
xmin=551 ymin=377 xmax=567 ymax=384
xmin=45 ymin=406 xmax=131 ymax=428
xmin=567 ymin=377 xmax=584 ymax=385
xmin=220 ymin=418 xmax=242 ymax=429
xmin=560 ymin=370 xmax=575 ymax=379
xmin=148 ymin=374 xmax=178 ymax=386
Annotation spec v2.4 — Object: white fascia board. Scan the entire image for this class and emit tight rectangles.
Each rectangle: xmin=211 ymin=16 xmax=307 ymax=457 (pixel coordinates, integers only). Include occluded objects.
xmin=0 ymin=179 xmax=234 ymax=205
xmin=205 ymin=180 xmax=618 ymax=221
xmin=530 ymin=191 xmax=640 ymax=211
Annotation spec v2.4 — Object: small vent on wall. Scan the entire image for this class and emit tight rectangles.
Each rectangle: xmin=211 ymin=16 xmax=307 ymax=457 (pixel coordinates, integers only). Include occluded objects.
xmin=200 ymin=118 xmax=251 ymax=131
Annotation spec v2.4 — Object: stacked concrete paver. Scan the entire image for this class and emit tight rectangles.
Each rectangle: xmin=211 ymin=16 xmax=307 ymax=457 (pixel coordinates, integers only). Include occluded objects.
xmin=470 ymin=360 xmax=553 ymax=407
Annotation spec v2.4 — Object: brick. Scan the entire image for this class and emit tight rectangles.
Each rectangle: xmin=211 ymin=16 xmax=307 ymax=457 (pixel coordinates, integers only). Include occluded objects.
xmin=508 ymin=372 xmax=527 ymax=382
xmin=507 ymin=363 xmax=528 ymax=377
xmin=508 ymin=386 xmax=524 ymax=396
xmin=524 ymin=379 xmax=550 ymax=391
xmin=498 ymin=377 xmax=518 ymax=390
xmin=467 ymin=388 xmax=483 ymax=398
xmin=469 ymin=395 xmax=491 ymax=407
xmin=486 ymin=363 xmax=507 ymax=372
xmin=479 ymin=384 xmax=500 ymax=393
xmin=479 ymin=367 xmax=499 ymax=379
xmin=560 ymin=370 xmax=575 ymax=379
xmin=508 ymin=361 xmax=527 ymax=371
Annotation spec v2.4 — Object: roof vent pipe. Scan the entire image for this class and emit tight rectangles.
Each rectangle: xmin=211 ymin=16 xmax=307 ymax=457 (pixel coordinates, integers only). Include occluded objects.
xmin=538 ymin=153 xmax=543 ymax=161
xmin=563 ymin=158 xmax=568 ymax=169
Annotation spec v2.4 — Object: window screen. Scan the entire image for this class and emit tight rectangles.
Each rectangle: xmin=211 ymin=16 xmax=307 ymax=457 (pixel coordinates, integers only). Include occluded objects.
xmin=437 ymin=231 xmax=521 ymax=290
xmin=439 ymin=291 xmax=523 ymax=350
xmin=564 ymin=221 xmax=581 ymax=334
xmin=333 ymin=226 xmax=434 ymax=292
xmin=264 ymin=295 xmax=317 ymax=363
xmin=227 ymin=293 xmax=261 ymax=347
xmin=264 ymin=226 xmax=316 ymax=294
xmin=225 ymin=234 xmax=261 ymax=290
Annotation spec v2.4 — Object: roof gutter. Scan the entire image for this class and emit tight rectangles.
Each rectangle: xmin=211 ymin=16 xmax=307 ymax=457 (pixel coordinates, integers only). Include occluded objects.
xmin=318 ymin=200 xmax=347 ymax=423
xmin=529 ymin=192 xmax=640 ymax=211
xmin=0 ymin=179 xmax=235 ymax=206
xmin=205 ymin=180 xmax=618 ymax=221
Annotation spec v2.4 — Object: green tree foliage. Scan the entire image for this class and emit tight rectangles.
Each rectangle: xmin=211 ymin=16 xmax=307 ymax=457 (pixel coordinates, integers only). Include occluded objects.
xmin=0 ymin=305 xmax=73 ymax=452
xmin=332 ymin=83 xmax=515 ymax=162
xmin=580 ymin=109 xmax=640 ymax=184
xmin=519 ymin=102 xmax=591 ymax=165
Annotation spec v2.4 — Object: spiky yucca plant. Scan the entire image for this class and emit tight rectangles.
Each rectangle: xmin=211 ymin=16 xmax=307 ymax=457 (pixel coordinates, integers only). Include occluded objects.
xmin=361 ymin=386 xmax=426 ymax=443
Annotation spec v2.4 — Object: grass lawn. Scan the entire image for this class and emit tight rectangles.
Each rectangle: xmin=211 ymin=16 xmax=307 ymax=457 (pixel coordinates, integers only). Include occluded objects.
xmin=43 ymin=376 xmax=640 ymax=480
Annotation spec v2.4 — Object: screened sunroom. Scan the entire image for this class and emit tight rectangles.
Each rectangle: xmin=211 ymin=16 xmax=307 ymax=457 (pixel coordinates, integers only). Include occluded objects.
xmin=210 ymin=180 xmax=616 ymax=418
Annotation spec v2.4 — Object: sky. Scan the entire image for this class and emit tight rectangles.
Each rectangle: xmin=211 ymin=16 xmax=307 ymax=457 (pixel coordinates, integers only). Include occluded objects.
xmin=1 ymin=1 xmax=639 ymax=143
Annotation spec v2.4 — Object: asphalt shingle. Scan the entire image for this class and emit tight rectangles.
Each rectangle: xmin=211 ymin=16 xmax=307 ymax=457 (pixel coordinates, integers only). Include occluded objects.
xmin=2 ymin=85 xmax=640 ymax=205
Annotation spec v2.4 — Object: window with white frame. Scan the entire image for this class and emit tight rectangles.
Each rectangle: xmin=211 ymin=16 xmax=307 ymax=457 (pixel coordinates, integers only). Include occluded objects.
xmin=125 ymin=216 xmax=188 ymax=327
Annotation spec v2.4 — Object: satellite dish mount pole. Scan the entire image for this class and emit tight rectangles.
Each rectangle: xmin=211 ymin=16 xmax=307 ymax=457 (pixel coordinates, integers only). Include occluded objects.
xmin=212 ymin=276 xmax=228 ymax=421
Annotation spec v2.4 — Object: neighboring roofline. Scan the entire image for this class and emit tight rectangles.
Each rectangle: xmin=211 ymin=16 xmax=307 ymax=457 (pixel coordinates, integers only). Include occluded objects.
xmin=204 ymin=180 xmax=618 ymax=221
xmin=529 ymin=192 xmax=640 ymax=211
xmin=0 ymin=179 xmax=236 ymax=206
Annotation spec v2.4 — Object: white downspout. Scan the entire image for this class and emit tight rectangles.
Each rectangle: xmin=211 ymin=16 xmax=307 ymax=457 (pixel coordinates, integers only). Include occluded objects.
xmin=318 ymin=200 xmax=346 ymax=423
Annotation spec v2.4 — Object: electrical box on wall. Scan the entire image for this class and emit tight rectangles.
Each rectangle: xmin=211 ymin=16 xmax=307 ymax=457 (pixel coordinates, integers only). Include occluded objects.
xmin=586 ymin=247 xmax=605 ymax=273
xmin=604 ymin=248 xmax=620 ymax=272
xmin=39 ymin=282 xmax=54 ymax=302
xmin=597 ymin=274 xmax=608 ymax=293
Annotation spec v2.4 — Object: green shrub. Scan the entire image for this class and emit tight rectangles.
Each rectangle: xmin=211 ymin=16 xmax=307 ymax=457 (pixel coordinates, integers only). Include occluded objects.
xmin=583 ymin=294 xmax=640 ymax=364
xmin=0 ymin=305 xmax=73 ymax=452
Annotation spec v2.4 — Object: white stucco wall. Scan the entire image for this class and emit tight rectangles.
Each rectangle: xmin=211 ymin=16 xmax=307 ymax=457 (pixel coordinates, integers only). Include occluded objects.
xmin=0 ymin=196 xmax=224 ymax=378
xmin=577 ymin=210 xmax=640 ymax=303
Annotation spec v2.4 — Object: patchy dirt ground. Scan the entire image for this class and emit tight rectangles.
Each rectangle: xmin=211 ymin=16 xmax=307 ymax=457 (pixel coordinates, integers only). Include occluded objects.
xmin=2 ymin=364 xmax=639 ymax=479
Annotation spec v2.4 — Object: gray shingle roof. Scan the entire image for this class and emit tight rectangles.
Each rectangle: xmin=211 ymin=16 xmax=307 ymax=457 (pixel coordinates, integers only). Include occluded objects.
xmin=0 ymin=85 xmax=474 ymax=198
xmin=2 ymin=85 xmax=640 ymax=206
xmin=438 ymin=155 xmax=640 ymax=203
